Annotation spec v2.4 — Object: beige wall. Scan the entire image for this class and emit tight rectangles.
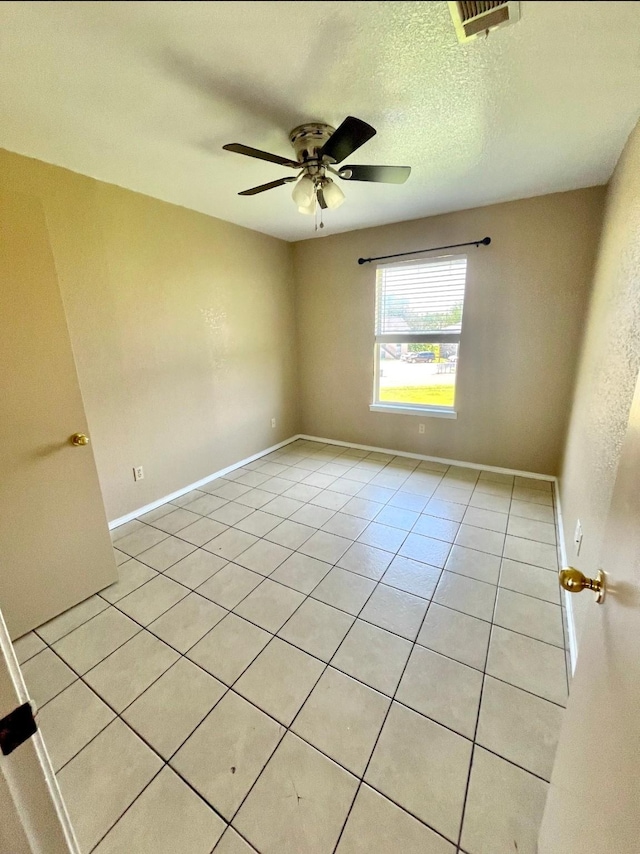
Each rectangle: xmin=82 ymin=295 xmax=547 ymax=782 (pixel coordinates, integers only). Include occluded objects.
xmin=293 ymin=189 xmax=604 ymax=474
xmin=559 ymin=120 xmax=640 ymax=641
xmin=0 ymin=148 xmax=299 ymax=521
xmin=0 ymin=143 xmax=617 ymax=545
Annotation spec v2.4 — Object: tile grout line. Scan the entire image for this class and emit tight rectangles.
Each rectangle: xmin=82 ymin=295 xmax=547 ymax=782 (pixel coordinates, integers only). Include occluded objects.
xmin=130 ymin=444 xmax=560 ymax=848
xmin=37 ymin=445 xmax=566 ymax=718
xmin=35 ymin=543 xmax=567 ymax=724
xmin=36 ymin=445 xmax=565 ymax=722
xmin=317 ymin=460 xmax=494 ymax=852
xmin=42 ymin=615 xmax=555 ymax=854
xmin=116 ymin=450 xmax=555 ymax=573
xmin=329 ymin=560 xmax=449 ymax=852
xmin=110 ymin=476 xmax=561 ymax=638
xmin=122 ymin=536 xmax=564 ymax=644
xmin=455 ymin=474 xmax=515 ymax=851
xmin=37 ymin=482 xmax=407 ymax=850
xmin=203 ymin=446 xmax=479 ymax=849
xmin=220 ymin=504 xmax=430 ymax=847
xmin=39 ymin=581 xmax=567 ymax=776
xmin=140 ymin=518 xmax=564 ymax=652
xmin=30 ymin=441 xmax=563 ymax=853
xmin=158 ymin=470 xmax=556 ymax=557
xmin=34 ymin=638 xmax=230 ymax=853
xmin=40 ymin=537 xmax=563 ymax=674
xmin=37 ymin=619 xmax=272 ymax=854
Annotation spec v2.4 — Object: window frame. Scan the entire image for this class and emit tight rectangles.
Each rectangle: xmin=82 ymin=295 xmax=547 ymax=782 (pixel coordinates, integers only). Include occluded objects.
xmin=370 ymin=254 xmax=467 ymax=418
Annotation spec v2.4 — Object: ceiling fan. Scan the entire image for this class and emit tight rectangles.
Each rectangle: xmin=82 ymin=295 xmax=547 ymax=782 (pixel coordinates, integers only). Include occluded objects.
xmin=222 ymin=116 xmax=411 ymax=217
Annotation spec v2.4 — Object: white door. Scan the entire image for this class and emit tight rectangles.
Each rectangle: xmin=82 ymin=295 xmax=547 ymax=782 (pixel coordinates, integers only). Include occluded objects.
xmin=538 ymin=371 xmax=640 ymax=851
xmin=0 ymin=607 xmax=78 ymax=854
xmin=0 ymin=190 xmax=117 ymax=640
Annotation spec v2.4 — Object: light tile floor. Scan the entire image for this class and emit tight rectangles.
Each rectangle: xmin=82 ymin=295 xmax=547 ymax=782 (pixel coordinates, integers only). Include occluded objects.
xmin=17 ymin=439 xmax=569 ymax=854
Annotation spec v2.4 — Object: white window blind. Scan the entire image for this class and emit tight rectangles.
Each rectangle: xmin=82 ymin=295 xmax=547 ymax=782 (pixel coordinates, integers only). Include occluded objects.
xmin=375 ymin=256 xmax=467 ymax=341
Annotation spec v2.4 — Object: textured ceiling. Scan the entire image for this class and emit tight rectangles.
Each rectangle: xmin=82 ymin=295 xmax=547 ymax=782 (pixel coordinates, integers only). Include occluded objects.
xmin=1 ymin=1 xmax=639 ymax=241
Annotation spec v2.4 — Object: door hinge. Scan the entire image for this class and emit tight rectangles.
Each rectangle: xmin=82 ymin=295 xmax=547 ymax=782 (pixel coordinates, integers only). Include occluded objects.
xmin=0 ymin=702 xmax=38 ymax=756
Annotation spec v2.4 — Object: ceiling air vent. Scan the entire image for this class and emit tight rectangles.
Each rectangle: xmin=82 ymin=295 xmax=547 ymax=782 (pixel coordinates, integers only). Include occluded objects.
xmin=448 ymin=1 xmax=520 ymax=42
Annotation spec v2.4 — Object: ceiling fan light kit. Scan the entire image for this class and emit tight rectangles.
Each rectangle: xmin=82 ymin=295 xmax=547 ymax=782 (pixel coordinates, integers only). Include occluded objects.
xmin=291 ymin=174 xmax=315 ymax=207
xmin=223 ymin=116 xmax=411 ymax=225
xmin=320 ymin=179 xmax=345 ymax=209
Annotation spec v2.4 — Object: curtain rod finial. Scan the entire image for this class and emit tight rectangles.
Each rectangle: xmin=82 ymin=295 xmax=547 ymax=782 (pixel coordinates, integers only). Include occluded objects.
xmin=481 ymin=237 xmax=491 ymax=245
xmin=358 ymin=258 xmax=366 ymax=265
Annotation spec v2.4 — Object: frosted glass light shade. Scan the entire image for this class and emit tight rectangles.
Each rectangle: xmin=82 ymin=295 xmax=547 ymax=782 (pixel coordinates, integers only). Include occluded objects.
xmin=292 ymin=175 xmax=315 ymax=207
xmin=322 ymin=179 xmax=345 ymax=209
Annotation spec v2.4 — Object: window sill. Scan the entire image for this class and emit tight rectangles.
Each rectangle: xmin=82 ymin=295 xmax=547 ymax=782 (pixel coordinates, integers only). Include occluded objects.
xmin=369 ymin=404 xmax=457 ymax=419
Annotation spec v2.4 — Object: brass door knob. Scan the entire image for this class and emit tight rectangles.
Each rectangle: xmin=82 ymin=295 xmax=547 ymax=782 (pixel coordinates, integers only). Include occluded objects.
xmin=559 ymin=567 xmax=605 ymax=604
xmin=70 ymin=433 xmax=90 ymax=447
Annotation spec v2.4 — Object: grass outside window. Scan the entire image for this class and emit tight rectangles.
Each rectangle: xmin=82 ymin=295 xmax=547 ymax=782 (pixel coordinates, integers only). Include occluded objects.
xmin=379 ymin=382 xmax=455 ymax=408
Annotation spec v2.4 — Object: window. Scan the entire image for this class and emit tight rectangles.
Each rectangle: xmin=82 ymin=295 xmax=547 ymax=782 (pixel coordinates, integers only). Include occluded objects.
xmin=371 ymin=255 xmax=467 ymax=417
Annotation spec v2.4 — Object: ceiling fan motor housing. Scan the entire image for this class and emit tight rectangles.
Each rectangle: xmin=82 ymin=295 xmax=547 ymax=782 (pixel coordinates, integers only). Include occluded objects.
xmin=289 ymin=123 xmax=335 ymax=170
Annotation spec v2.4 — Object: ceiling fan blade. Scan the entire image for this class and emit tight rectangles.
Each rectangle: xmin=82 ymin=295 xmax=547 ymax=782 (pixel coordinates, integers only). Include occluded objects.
xmin=317 ymin=188 xmax=328 ymax=210
xmin=339 ymin=165 xmax=411 ymax=184
xmin=223 ymin=143 xmax=299 ymax=168
xmin=319 ymin=116 xmax=376 ymax=164
xmin=238 ymin=177 xmax=297 ymax=196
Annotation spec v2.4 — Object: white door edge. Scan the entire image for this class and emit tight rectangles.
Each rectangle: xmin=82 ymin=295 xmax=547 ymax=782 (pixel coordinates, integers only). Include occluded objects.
xmin=0 ymin=609 xmax=79 ymax=854
xmin=553 ymin=481 xmax=578 ymax=674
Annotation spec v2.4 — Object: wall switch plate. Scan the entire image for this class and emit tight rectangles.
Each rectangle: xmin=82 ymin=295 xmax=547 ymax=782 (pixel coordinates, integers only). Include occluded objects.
xmin=418 ymin=424 xmax=425 ymax=434
xmin=133 ymin=466 xmax=144 ymax=482
xmin=574 ymin=519 xmax=583 ymax=556
xmin=271 ymin=418 xmax=276 ymax=428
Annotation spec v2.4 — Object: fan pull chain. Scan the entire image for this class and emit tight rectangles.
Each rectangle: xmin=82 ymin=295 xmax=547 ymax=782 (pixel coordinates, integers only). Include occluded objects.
xmin=315 ymin=199 xmax=324 ymax=231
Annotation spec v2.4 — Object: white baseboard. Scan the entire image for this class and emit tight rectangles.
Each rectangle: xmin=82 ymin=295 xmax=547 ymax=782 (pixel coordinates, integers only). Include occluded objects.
xmin=111 ymin=432 xmax=556 ymax=531
xmin=554 ymin=480 xmax=578 ymax=674
xmin=108 ymin=435 xmax=300 ymax=530
xmin=298 ymin=434 xmax=556 ymax=481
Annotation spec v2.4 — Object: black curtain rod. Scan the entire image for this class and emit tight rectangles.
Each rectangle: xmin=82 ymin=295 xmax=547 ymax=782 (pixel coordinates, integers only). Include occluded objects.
xmin=357 ymin=236 xmax=491 ymax=265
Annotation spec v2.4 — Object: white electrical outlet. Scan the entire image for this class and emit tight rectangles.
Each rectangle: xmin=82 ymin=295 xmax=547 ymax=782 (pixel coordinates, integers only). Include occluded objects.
xmin=418 ymin=424 xmax=425 ymax=434
xmin=271 ymin=418 xmax=276 ymax=428
xmin=574 ymin=519 xmax=583 ymax=556
xmin=133 ymin=466 xmax=144 ymax=482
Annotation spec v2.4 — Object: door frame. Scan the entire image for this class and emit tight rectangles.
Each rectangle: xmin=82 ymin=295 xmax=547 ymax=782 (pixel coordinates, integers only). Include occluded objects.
xmin=0 ymin=608 xmax=78 ymax=854
xmin=553 ymin=491 xmax=578 ymax=673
